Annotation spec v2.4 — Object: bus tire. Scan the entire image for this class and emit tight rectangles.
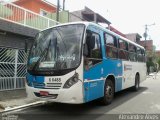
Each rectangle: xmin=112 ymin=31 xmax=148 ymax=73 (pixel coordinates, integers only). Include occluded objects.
xmin=100 ymin=79 xmax=114 ymax=105
xmin=132 ymin=74 xmax=140 ymax=91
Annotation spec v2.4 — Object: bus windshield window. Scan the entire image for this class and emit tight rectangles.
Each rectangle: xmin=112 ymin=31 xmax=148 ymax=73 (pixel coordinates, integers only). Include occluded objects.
xmin=28 ymin=24 xmax=84 ymax=71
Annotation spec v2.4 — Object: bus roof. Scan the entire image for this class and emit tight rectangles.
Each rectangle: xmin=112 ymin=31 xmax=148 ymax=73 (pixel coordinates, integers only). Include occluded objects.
xmin=42 ymin=21 xmax=145 ymax=50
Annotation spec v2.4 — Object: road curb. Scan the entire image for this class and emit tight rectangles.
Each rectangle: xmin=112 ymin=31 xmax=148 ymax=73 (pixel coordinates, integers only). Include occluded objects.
xmin=0 ymin=101 xmax=47 ymax=113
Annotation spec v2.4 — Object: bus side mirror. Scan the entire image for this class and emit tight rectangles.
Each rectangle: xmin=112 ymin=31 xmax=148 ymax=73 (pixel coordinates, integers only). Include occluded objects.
xmin=89 ymin=36 xmax=95 ymax=49
xmin=83 ymin=44 xmax=88 ymax=56
xmin=86 ymin=36 xmax=95 ymax=50
xmin=83 ymin=35 xmax=95 ymax=56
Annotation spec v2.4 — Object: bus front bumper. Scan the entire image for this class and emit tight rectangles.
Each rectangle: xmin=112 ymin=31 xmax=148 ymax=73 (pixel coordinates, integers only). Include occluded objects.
xmin=25 ymin=82 xmax=84 ymax=104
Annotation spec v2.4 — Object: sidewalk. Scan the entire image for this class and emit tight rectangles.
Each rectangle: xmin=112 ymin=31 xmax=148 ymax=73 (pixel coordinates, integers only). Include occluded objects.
xmin=0 ymin=89 xmax=44 ymax=112
xmin=148 ymin=71 xmax=160 ymax=79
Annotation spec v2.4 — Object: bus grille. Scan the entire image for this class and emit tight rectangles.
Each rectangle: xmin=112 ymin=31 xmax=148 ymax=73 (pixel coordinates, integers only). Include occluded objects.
xmin=46 ymin=83 xmax=62 ymax=89
xmin=33 ymin=82 xmax=45 ymax=88
xmin=33 ymin=82 xmax=62 ymax=89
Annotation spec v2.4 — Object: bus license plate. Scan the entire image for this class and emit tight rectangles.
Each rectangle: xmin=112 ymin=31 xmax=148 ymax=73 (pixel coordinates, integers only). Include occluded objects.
xmin=40 ymin=91 xmax=49 ymax=96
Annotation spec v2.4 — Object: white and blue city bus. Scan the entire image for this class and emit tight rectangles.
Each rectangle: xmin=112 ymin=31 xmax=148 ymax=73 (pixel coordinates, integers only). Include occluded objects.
xmin=26 ymin=22 xmax=146 ymax=105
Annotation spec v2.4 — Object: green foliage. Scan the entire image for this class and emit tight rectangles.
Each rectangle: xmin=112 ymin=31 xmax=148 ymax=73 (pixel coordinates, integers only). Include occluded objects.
xmin=153 ymin=45 xmax=156 ymax=52
xmin=158 ymin=58 xmax=160 ymax=69
xmin=146 ymin=60 xmax=154 ymax=68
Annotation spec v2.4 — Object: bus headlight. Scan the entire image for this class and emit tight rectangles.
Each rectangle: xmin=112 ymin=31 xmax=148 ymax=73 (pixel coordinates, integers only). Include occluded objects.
xmin=63 ymin=73 xmax=79 ymax=88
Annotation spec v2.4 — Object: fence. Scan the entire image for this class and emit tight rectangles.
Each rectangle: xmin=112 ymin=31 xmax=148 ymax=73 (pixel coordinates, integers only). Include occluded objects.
xmin=0 ymin=47 xmax=28 ymax=91
xmin=0 ymin=1 xmax=61 ymax=91
xmin=0 ymin=0 xmax=59 ymax=30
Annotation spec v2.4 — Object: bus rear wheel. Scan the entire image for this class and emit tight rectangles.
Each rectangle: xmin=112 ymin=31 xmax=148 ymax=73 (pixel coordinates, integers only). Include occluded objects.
xmin=100 ymin=79 xmax=114 ymax=105
xmin=132 ymin=74 xmax=140 ymax=91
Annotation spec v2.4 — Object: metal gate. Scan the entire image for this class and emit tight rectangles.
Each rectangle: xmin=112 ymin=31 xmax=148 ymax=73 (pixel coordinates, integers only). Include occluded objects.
xmin=0 ymin=47 xmax=28 ymax=91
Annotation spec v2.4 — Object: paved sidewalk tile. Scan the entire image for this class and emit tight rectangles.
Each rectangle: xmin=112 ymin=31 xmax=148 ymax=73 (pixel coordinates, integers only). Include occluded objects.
xmin=0 ymin=89 xmax=40 ymax=112
xmin=0 ymin=97 xmax=38 ymax=112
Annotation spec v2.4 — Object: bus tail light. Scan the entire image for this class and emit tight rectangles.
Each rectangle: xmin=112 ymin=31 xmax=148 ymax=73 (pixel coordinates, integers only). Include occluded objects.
xmin=63 ymin=73 xmax=79 ymax=88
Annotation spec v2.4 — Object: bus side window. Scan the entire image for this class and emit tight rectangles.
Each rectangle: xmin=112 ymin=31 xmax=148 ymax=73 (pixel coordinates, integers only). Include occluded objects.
xmin=137 ymin=47 xmax=143 ymax=62
xmin=118 ymin=39 xmax=128 ymax=60
xmin=129 ymin=43 xmax=137 ymax=61
xmin=105 ymin=33 xmax=118 ymax=59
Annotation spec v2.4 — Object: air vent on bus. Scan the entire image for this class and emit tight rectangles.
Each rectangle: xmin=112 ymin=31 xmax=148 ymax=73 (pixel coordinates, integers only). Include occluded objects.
xmin=46 ymin=83 xmax=62 ymax=89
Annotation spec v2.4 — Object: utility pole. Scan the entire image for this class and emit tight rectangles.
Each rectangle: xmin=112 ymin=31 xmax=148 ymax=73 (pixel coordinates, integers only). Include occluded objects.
xmin=144 ymin=24 xmax=148 ymax=49
xmin=143 ymin=23 xmax=155 ymax=49
xmin=63 ymin=0 xmax=65 ymax=10
xmin=56 ymin=0 xmax=60 ymax=22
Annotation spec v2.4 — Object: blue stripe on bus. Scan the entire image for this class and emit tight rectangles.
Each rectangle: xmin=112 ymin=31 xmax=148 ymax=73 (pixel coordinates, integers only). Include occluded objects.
xmin=83 ymin=59 xmax=123 ymax=102
xmin=84 ymin=80 xmax=104 ymax=102
xmin=26 ymin=73 xmax=45 ymax=87
xmin=115 ymin=77 xmax=123 ymax=92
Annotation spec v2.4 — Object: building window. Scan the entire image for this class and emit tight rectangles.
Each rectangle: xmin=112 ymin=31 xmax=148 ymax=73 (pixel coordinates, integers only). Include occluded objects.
xmin=40 ymin=9 xmax=48 ymax=16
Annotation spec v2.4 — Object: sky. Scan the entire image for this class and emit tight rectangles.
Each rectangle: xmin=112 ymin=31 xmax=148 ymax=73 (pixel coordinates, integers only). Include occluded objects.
xmin=47 ymin=0 xmax=160 ymax=50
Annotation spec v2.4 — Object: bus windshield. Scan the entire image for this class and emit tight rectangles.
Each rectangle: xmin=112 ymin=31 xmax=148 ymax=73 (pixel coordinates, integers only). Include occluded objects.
xmin=27 ymin=24 xmax=85 ymax=73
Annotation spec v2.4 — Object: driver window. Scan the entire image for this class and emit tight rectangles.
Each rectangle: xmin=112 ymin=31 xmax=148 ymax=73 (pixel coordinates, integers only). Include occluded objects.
xmin=84 ymin=31 xmax=102 ymax=69
xmin=90 ymin=34 xmax=102 ymax=59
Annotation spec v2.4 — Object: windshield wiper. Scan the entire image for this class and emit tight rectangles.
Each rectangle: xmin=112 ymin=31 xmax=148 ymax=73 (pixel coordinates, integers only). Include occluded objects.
xmin=55 ymin=27 xmax=67 ymax=54
xmin=32 ymin=39 xmax=52 ymax=71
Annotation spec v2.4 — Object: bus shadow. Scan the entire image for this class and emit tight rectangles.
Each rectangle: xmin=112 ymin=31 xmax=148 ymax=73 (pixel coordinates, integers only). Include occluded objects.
xmin=25 ymin=87 xmax=148 ymax=120
xmin=105 ymin=86 xmax=148 ymax=112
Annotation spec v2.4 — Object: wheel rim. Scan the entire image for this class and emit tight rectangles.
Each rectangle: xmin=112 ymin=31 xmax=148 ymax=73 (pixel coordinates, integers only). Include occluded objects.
xmin=105 ymin=84 xmax=113 ymax=99
xmin=136 ymin=75 xmax=139 ymax=89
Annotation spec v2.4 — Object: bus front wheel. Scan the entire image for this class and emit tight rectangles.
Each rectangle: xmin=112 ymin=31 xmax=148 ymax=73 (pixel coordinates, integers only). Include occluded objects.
xmin=100 ymin=79 xmax=114 ymax=105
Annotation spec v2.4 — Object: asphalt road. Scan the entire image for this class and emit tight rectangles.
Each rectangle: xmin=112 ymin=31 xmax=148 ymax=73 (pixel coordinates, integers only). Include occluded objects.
xmin=2 ymin=73 xmax=160 ymax=120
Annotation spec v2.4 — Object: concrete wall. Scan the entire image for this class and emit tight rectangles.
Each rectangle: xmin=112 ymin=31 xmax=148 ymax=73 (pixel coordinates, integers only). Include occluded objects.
xmin=14 ymin=0 xmax=56 ymax=14
xmin=69 ymin=11 xmax=84 ymax=22
xmin=0 ymin=19 xmax=39 ymax=49
xmin=48 ymin=11 xmax=69 ymax=23
xmin=125 ymin=34 xmax=137 ymax=43
xmin=139 ymin=40 xmax=153 ymax=51
xmin=0 ymin=32 xmax=32 ymax=49
xmin=125 ymin=33 xmax=141 ymax=43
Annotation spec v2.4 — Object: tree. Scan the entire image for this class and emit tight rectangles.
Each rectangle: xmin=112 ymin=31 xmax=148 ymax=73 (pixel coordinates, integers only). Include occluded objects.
xmin=158 ymin=58 xmax=160 ymax=70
